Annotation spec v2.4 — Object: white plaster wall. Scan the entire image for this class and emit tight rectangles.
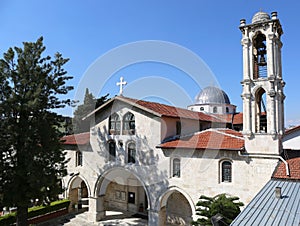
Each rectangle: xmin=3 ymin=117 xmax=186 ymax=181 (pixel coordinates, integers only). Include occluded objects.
xmin=161 ymin=117 xmax=200 ymax=141
xmin=63 ymin=146 xmax=97 ymax=199
xmin=64 ymin=146 xmax=277 ymax=218
xmin=166 ymin=149 xmax=278 ymax=205
xmin=245 ymin=134 xmax=280 ymax=154
xmin=188 ymin=104 xmax=236 ymax=114
xmin=89 ymin=102 xmax=164 ymax=193
xmin=283 ymin=130 xmax=300 ymax=150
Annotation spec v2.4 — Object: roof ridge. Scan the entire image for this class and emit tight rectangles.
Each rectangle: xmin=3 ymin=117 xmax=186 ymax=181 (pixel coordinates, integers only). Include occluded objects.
xmin=213 ymin=128 xmax=244 ymax=140
xmin=63 ymin=131 xmax=90 ymax=138
xmin=284 ymin=124 xmax=300 ymax=135
xmin=119 ymin=96 xmax=219 ymax=121
xmin=116 ymin=96 xmax=162 ymax=117
xmin=121 ymin=96 xmax=195 ymax=113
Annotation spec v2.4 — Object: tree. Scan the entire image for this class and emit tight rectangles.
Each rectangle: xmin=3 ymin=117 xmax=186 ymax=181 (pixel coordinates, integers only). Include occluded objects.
xmin=0 ymin=37 xmax=73 ymax=226
xmin=192 ymin=194 xmax=244 ymax=226
xmin=73 ymin=88 xmax=109 ymax=133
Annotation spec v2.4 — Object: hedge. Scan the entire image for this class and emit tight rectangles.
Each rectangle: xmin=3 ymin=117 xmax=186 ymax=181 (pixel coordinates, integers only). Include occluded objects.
xmin=0 ymin=199 xmax=70 ymax=226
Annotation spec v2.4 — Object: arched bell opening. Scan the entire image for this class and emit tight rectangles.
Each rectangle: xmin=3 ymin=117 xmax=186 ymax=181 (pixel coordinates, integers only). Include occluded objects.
xmin=253 ymin=32 xmax=267 ymax=79
xmin=255 ymin=88 xmax=267 ymax=133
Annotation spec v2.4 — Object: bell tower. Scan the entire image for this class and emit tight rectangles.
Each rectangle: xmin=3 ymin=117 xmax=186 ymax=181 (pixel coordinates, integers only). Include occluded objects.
xmin=240 ymin=11 xmax=285 ymax=154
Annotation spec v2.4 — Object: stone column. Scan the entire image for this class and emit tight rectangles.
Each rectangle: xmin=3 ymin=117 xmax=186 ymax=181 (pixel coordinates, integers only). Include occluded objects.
xmin=269 ymin=93 xmax=276 ymax=136
xmin=148 ymin=208 xmax=160 ymax=226
xmin=241 ymin=35 xmax=250 ymax=80
xmin=242 ymin=81 xmax=252 ymax=135
xmin=267 ymin=34 xmax=276 ymax=78
xmin=88 ymin=196 xmax=106 ymax=222
xmin=268 ymin=79 xmax=276 ymax=136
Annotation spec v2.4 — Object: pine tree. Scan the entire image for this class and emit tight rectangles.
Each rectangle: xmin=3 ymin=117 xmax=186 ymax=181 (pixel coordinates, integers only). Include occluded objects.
xmin=73 ymin=89 xmax=109 ymax=133
xmin=0 ymin=37 xmax=73 ymax=226
xmin=192 ymin=194 xmax=244 ymax=226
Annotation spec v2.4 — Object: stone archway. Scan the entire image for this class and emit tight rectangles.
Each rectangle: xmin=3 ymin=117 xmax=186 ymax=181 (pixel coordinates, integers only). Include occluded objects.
xmin=68 ymin=176 xmax=90 ymax=211
xmin=95 ymin=168 xmax=150 ymax=221
xmin=159 ymin=188 xmax=195 ymax=226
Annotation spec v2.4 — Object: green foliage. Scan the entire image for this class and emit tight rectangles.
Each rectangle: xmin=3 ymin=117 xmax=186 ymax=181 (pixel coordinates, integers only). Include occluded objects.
xmin=57 ymin=116 xmax=73 ymax=135
xmin=73 ymin=88 xmax=109 ymax=133
xmin=0 ymin=199 xmax=70 ymax=226
xmin=192 ymin=194 xmax=244 ymax=226
xmin=0 ymin=37 xmax=73 ymax=225
xmin=0 ymin=212 xmax=16 ymax=226
xmin=27 ymin=199 xmax=70 ymax=219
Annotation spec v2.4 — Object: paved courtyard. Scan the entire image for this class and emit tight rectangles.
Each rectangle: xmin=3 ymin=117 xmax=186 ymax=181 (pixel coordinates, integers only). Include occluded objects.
xmin=37 ymin=210 xmax=148 ymax=226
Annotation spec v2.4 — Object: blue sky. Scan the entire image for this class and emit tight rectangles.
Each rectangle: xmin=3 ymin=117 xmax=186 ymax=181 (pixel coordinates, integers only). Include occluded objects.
xmin=1 ymin=1 xmax=300 ymax=126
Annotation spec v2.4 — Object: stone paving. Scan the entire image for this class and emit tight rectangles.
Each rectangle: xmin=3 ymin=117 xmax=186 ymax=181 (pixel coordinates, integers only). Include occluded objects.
xmin=37 ymin=210 xmax=148 ymax=226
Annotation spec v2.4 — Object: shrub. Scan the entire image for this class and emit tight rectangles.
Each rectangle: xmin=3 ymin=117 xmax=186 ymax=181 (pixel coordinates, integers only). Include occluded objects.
xmin=0 ymin=199 xmax=70 ymax=226
xmin=192 ymin=194 xmax=244 ymax=226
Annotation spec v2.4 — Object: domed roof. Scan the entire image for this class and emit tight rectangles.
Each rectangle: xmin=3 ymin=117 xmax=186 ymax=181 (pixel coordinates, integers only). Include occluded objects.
xmin=252 ymin=11 xmax=270 ymax=24
xmin=195 ymin=86 xmax=230 ymax=104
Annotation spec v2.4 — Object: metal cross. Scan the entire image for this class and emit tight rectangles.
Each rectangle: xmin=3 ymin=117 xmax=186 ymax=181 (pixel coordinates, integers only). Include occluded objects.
xmin=116 ymin=77 xmax=127 ymax=96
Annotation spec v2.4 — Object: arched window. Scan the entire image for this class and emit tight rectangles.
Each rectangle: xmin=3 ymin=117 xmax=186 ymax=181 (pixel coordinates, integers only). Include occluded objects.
xmin=123 ymin=112 xmax=135 ymax=135
xmin=76 ymin=151 xmax=82 ymax=167
xmin=226 ymin=107 xmax=229 ymax=113
xmin=172 ymin=158 xmax=181 ymax=177
xmin=127 ymin=142 xmax=136 ymax=164
xmin=255 ymin=88 xmax=267 ymax=133
xmin=221 ymin=161 xmax=232 ymax=182
xmin=213 ymin=106 xmax=217 ymax=113
xmin=108 ymin=140 xmax=116 ymax=161
xmin=109 ymin=113 xmax=120 ymax=135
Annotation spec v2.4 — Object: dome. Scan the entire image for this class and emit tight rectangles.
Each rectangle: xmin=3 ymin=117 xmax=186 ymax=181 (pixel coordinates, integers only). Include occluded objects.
xmin=194 ymin=86 xmax=230 ymax=104
xmin=252 ymin=11 xmax=270 ymax=24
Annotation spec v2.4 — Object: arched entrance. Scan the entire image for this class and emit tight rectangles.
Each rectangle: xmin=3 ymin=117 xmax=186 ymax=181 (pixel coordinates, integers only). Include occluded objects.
xmin=68 ymin=176 xmax=89 ymax=211
xmin=96 ymin=168 xmax=149 ymax=220
xmin=159 ymin=188 xmax=195 ymax=226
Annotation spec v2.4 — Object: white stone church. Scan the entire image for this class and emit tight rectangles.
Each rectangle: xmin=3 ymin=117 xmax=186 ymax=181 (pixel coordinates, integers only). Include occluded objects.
xmin=62 ymin=11 xmax=298 ymax=225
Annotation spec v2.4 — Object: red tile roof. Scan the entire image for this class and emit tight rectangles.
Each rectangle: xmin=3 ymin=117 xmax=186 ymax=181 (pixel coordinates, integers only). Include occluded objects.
xmin=62 ymin=132 xmax=90 ymax=145
xmin=233 ymin=113 xmax=243 ymax=124
xmin=212 ymin=113 xmax=243 ymax=124
xmin=284 ymin=125 xmax=300 ymax=136
xmin=119 ymin=96 xmax=223 ymax=122
xmin=85 ymin=96 xmax=225 ymax=122
xmin=272 ymin=157 xmax=300 ymax=180
xmin=158 ymin=129 xmax=244 ymax=150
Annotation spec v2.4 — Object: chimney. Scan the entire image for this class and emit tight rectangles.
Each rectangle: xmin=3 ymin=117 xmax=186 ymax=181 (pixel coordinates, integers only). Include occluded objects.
xmin=275 ymin=187 xmax=281 ymax=199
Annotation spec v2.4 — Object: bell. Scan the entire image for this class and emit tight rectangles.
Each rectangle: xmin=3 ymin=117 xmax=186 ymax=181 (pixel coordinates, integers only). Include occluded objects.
xmin=258 ymin=54 xmax=266 ymax=66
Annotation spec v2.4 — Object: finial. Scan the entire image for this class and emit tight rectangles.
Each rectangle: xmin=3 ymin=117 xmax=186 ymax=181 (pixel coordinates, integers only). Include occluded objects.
xmin=116 ymin=77 xmax=127 ymax=96
xmin=240 ymin=19 xmax=246 ymax=26
xmin=271 ymin=12 xmax=278 ymax=20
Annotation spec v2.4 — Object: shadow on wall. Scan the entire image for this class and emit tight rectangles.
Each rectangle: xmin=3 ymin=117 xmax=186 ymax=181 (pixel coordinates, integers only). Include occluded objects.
xmin=93 ymin=125 xmax=170 ymax=223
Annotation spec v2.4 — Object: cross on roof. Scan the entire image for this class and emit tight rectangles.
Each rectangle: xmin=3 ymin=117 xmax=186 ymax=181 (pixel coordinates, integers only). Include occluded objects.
xmin=116 ymin=77 xmax=127 ymax=96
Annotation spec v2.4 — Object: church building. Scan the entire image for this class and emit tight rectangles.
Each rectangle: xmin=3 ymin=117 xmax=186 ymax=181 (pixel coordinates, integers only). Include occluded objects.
xmin=62 ymin=11 xmax=295 ymax=225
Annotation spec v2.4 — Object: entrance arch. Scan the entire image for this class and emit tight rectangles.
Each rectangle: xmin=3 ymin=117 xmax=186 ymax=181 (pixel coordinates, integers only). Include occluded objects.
xmin=158 ymin=187 xmax=195 ymax=226
xmin=67 ymin=176 xmax=90 ymax=211
xmin=95 ymin=167 xmax=150 ymax=220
